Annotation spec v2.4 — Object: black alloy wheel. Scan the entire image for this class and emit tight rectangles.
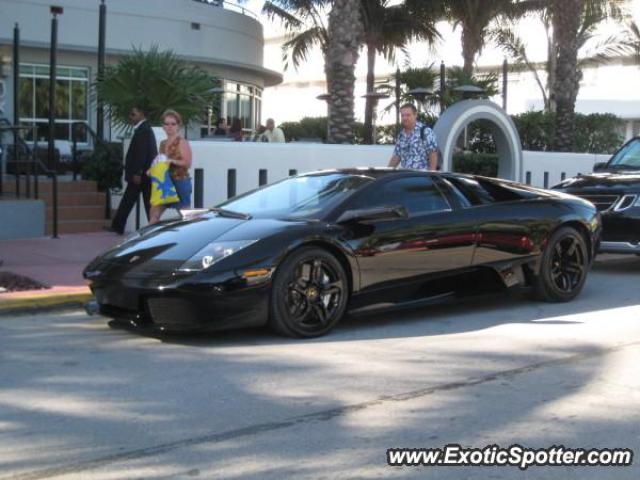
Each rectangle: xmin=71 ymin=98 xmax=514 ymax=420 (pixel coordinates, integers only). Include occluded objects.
xmin=270 ymin=247 xmax=348 ymax=338
xmin=534 ymin=226 xmax=589 ymax=302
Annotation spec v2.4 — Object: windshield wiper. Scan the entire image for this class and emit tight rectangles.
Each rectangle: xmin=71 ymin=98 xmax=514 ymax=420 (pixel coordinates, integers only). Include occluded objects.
xmin=208 ymin=208 xmax=252 ymax=220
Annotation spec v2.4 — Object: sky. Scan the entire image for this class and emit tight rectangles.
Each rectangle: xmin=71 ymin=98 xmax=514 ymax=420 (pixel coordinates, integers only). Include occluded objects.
xmin=243 ymin=0 xmax=640 ymax=123
xmin=250 ymin=0 xmax=640 ymax=74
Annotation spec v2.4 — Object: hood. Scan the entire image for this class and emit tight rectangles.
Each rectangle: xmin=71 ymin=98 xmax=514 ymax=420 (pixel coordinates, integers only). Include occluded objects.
xmin=86 ymin=215 xmax=248 ymax=276
xmin=85 ymin=214 xmax=319 ymax=277
xmin=553 ymin=172 xmax=640 ymax=194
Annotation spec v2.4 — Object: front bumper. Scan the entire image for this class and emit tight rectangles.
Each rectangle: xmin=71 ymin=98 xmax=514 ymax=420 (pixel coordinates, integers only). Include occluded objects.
xmin=599 ymin=241 xmax=640 ymax=254
xmin=88 ymin=271 xmax=272 ymax=332
xmin=598 ymin=207 xmax=640 ymax=254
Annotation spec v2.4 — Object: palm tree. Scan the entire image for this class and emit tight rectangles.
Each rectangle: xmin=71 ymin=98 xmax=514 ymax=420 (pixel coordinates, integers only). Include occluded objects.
xmin=360 ymin=0 xmax=441 ymax=144
xmin=261 ymin=1 xmax=331 ymax=74
xmin=493 ymin=0 xmax=629 ymax=112
xmin=549 ymin=0 xmax=585 ymax=151
xmin=390 ymin=64 xmax=498 ymax=114
xmin=94 ymin=46 xmax=218 ymax=130
xmin=444 ymin=0 xmax=538 ymax=77
xmin=326 ymin=0 xmax=364 ymax=143
xmin=622 ymin=21 xmax=640 ymax=63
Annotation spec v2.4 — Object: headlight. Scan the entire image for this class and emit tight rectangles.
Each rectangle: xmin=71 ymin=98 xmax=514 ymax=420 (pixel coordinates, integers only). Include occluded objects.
xmin=178 ymin=240 xmax=258 ymax=272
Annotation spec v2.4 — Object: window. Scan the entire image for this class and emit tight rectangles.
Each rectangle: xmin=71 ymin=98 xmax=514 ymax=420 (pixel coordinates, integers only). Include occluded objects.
xmin=609 ymin=138 xmax=640 ymax=169
xmin=351 ymin=176 xmax=450 ymax=216
xmin=18 ymin=64 xmax=89 ymax=143
xmin=202 ymin=80 xmax=263 ymax=137
xmin=219 ymin=173 xmax=373 ymax=219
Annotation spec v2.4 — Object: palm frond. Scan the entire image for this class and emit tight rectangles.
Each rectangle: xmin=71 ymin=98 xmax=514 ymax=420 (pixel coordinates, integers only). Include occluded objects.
xmin=94 ymin=45 xmax=218 ymax=129
xmin=262 ymin=1 xmax=304 ymax=30
xmin=282 ymin=26 xmax=326 ymax=70
xmin=579 ymin=34 xmax=636 ymax=67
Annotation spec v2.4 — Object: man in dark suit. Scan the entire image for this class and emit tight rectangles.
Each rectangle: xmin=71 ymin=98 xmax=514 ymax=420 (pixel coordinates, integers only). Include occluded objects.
xmin=109 ymin=106 xmax=157 ymax=234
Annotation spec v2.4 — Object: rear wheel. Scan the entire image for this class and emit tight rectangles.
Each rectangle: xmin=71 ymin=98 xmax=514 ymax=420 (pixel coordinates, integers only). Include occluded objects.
xmin=533 ymin=226 xmax=588 ymax=302
xmin=270 ymin=247 xmax=348 ymax=338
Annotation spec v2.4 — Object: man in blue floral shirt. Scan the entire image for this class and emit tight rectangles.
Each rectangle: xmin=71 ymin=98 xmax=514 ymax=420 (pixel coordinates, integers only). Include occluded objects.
xmin=388 ymin=103 xmax=438 ymax=170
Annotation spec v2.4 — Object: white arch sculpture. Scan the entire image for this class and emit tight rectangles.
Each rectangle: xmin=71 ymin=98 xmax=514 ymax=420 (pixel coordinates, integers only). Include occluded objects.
xmin=433 ymin=99 xmax=523 ymax=182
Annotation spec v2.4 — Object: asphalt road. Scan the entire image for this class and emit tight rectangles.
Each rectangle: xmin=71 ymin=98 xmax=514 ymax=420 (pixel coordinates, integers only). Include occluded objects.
xmin=1 ymin=255 xmax=639 ymax=480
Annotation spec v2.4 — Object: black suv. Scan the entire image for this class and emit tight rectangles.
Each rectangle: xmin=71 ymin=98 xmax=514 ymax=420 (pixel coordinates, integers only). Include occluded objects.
xmin=553 ymin=137 xmax=640 ymax=255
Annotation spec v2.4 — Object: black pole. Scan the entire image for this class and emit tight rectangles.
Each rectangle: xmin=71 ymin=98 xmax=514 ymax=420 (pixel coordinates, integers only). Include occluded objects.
xmin=395 ymin=67 xmax=400 ymax=136
xmin=10 ymin=23 xmax=20 ymax=198
xmin=49 ymin=7 xmax=62 ymax=238
xmin=194 ymin=168 xmax=204 ymax=208
xmin=96 ymin=0 xmax=106 ymax=141
xmin=502 ymin=58 xmax=508 ymax=112
xmin=48 ymin=13 xmax=58 ymax=172
xmin=440 ymin=61 xmax=446 ymax=113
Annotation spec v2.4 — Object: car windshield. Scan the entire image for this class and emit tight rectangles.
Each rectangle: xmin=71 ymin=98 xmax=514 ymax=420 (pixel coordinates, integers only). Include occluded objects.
xmin=608 ymin=139 xmax=640 ymax=170
xmin=216 ymin=173 xmax=374 ymax=219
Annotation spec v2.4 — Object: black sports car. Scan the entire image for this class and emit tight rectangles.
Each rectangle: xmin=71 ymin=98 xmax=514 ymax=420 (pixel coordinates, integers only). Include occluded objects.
xmin=553 ymin=137 xmax=640 ymax=255
xmin=84 ymin=169 xmax=601 ymax=337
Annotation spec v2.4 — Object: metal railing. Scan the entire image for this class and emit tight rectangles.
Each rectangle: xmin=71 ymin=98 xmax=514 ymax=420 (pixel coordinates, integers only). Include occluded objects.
xmin=0 ymin=118 xmax=60 ymax=238
xmin=191 ymin=0 xmax=259 ymax=20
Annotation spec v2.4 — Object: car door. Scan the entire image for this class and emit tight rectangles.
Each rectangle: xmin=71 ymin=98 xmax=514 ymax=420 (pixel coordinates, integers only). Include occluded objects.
xmin=343 ymin=175 xmax=476 ymax=294
xmin=444 ymin=175 xmax=539 ymax=265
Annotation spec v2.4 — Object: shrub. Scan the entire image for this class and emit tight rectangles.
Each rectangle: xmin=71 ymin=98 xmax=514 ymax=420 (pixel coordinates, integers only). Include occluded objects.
xmin=453 ymin=152 xmax=499 ymax=177
xmin=512 ymin=111 xmax=622 ymax=154
xmin=81 ymin=142 xmax=123 ymax=192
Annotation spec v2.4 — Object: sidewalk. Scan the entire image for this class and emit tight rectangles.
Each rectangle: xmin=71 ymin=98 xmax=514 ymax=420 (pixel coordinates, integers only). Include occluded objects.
xmin=0 ymin=232 xmax=122 ymax=312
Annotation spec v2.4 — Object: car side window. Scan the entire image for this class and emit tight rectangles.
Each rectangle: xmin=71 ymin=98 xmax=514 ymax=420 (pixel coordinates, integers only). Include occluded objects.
xmin=445 ymin=176 xmax=494 ymax=205
xmin=350 ymin=176 xmax=450 ymax=216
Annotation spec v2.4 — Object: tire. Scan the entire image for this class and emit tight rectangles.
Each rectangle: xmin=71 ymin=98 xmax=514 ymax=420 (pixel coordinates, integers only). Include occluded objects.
xmin=533 ymin=226 xmax=589 ymax=302
xmin=270 ymin=247 xmax=349 ymax=338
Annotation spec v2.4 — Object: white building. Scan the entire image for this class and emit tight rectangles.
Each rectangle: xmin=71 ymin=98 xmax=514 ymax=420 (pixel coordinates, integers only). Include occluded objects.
xmin=0 ymin=0 xmax=283 ymax=143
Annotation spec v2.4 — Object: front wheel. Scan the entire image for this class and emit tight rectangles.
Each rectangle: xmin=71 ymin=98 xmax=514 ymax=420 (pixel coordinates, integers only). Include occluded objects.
xmin=533 ymin=226 xmax=589 ymax=302
xmin=270 ymin=247 xmax=349 ymax=338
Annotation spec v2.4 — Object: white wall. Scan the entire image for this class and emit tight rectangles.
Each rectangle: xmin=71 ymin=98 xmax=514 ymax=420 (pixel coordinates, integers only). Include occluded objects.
xmin=116 ymin=142 xmax=611 ymax=232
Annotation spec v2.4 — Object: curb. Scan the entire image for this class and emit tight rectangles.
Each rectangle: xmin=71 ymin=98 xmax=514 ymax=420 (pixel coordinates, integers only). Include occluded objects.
xmin=0 ymin=292 xmax=93 ymax=315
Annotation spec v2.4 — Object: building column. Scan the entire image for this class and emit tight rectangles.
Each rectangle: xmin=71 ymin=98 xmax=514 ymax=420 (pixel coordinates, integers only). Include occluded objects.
xmin=625 ymin=121 xmax=634 ymax=141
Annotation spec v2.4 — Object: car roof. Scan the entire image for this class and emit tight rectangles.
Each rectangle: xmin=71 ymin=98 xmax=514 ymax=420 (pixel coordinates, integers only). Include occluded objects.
xmin=299 ymin=168 xmax=479 ymax=182
xmin=300 ymin=168 xmax=447 ymax=178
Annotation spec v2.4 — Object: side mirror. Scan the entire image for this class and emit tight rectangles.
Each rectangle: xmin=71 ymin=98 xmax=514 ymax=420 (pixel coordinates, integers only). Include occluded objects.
xmin=336 ymin=205 xmax=408 ymax=224
xmin=593 ymin=162 xmax=608 ymax=172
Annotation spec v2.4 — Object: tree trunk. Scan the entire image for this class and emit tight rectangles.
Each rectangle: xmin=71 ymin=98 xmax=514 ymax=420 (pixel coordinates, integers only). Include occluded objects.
xmin=544 ymin=14 xmax=557 ymax=112
xmin=461 ymin=24 xmax=478 ymax=77
xmin=327 ymin=0 xmax=364 ymax=144
xmin=363 ymin=42 xmax=376 ymax=145
xmin=550 ymin=0 xmax=584 ymax=152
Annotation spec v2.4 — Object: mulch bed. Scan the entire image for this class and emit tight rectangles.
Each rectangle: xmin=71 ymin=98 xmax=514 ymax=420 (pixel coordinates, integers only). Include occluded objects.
xmin=0 ymin=271 xmax=51 ymax=293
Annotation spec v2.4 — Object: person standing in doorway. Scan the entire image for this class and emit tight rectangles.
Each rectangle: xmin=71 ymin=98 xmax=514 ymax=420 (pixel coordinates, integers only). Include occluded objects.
xmin=388 ymin=103 xmax=438 ymax=171
xmin=108 ymin=105 xmax=157 ymax=234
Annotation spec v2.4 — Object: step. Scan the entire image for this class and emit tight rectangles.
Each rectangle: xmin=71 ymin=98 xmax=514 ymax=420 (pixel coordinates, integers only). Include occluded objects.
xmin=46 ymin=205 xmax=106 ymax=222
xmin=39 ymin=191 xmax=107 ymax=207
xmin=3 ymin=179 xmax=100 ymax=194
xmin=45 ymin=219 xmax=108 ymax=235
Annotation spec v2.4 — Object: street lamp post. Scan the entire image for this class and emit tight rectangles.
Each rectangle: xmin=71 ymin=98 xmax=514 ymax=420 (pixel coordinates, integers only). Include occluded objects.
xmin=49 ymin=5 xmax=63 ymax=239
xmin=316 ymin=93 xmax=331 ymax=142
xmin=206 ymin=86 xmax=225 ymax=136
xmin=96 ymin=0 xmax=106 ymax=141
xmin=407 ymin=88 xmax=433 ymax=117
xmin=361 ymin=91 xmax=389 ymax=145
